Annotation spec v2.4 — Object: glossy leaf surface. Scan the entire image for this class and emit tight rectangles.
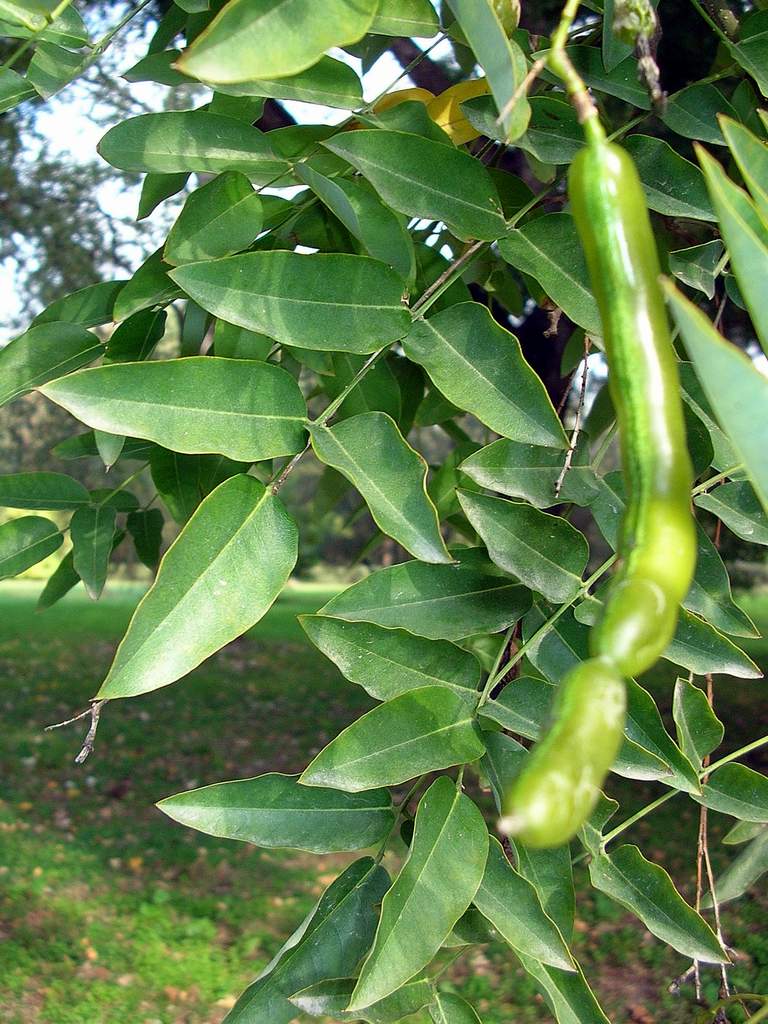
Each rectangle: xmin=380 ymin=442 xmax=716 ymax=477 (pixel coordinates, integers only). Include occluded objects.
xmin=322 ymin=550 xmax=532 ymax=640
xmin=300 ymin=615 xmax=481 ymax=704
xmin=300 ymin=687 xmax=485 ymax=792
xmin=404 ymin=302 xmax=566 ymax=447
xmin=311 ymin=413 xmax=450 ymax=563
xmin=325 ymin=130 xmax=507 ymax=241
xmin=98 ymin=476 xmax=297 ymax=698
xmin=349 ymin=777 xmax=489 ymax=1010
xmin=171 ymin=251 xmax=410 ymax=353
xmin=0 ymin=516 xmax=62 ymax=579
xmin=159 ymin=773 xmax=394 ymax=852
xmin=41 ymin=357 xmax=306 ymax=463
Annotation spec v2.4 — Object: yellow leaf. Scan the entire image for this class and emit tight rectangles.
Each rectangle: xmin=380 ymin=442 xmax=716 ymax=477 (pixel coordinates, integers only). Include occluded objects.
xmin=374 ymin=87 xmax=434 ymax=113
xmin=427 ymin=79 xmax=491 ymax=144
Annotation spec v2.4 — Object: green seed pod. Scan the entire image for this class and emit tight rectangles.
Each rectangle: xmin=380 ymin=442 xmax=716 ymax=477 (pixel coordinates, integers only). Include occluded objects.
xmin=569 ymin=140 xmax=696 ymax=677
xmin=501 ymin=658 xmax=626 ymax=848
xmin=501 ymin=134 xmax=696 ymax=849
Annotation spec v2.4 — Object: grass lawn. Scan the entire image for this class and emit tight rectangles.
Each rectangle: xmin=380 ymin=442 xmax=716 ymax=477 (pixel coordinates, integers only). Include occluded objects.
xmin=1 ymin=581 xmax=767 ymax=1024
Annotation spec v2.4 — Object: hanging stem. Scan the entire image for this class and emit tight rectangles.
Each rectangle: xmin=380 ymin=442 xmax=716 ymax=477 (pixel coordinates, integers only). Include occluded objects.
xmin=547 ymin=0 xmax=606 ymax=144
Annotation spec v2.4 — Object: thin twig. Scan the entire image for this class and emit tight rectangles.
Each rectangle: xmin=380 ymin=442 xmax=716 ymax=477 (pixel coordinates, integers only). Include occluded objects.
xmin=45 ymin=704 xmax=97 ymax=730
xmin=271 ymin=441 xmax=311 ymax=494
xmin=694 ymin=798 xmax=706 ymax=1000
xmin=670 ymin=962 xmax=698 ymax=995
xmin=412 ymin=240 xmax=487 ymax=317
xmin=555 ymin=335 xmax=591 ymax=498
xmin=713 ymin=289 xmax=729 ymax=332
xmin=495 ymin=57 xmax=546 ymax=125
xmin=46 ymin=699 xmax=107 ymax=764
xmin=702 ymin=676 xmax=732 ymax=1002
xmin=597 ymin=732 xmax=768 ymax=852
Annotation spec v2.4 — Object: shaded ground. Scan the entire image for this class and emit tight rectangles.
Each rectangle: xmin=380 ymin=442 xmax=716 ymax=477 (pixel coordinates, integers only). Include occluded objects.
xmin=0 ymin=581 xmax=766 ymax=1024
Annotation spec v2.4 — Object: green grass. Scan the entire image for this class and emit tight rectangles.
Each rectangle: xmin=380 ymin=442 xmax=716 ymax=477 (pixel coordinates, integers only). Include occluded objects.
xmin=1 ymin=582 xmax=767 ymax=1024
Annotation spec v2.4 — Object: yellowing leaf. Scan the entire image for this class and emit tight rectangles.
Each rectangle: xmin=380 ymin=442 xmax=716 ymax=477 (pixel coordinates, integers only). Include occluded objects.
xmin=428 ymin=79 xmax=491 ymax=144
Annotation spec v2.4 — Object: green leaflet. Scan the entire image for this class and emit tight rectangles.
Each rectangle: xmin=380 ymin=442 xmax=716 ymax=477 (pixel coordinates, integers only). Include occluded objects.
xmin=445 ymin=0 xmax=530 ymax=141
xmin=694 ymin=764 xmax=768 ymax=822
xmin=516 ymin=955 xmax=610 ymax=1024
xmin=460 ymin=438 xmax=599 ymax=509
xmin=721 ymin=116 xmax=768 ymax=224
xmin=106 ymin=309 xmax=167 ymax=364
xmin=349 ymin=777 xmax=489 ymax=1010
xmin=211 ymin=55 xmax=363 ymax=109
xmin=403 ymin=302 xmax=566 ymax=447
xmin=158 ymin=773 xmax=395 ymax=853
xmin=291 ymin=977 xmax=432 ymax=1022
xmin=170 ymin=251 xmax=411 ymax=353
xmin=324 ymin=130 xmax=507 ymax=242
xmin=98 ymin=111 xmax=289 ymax=181
xmin=98 ymin=475 xmax=298 ymax=699
xmin=0 ymin=472 xmax=90 ymax=511
xmin=695 ymin=481 xmax=768 ymax=546
xmin=623 ymin=135 xmax=715 ymax=221
xmin=300 ymin=686 xmax=486 ymax=792
xmin=672 ymin=678 xmax=724 ymax=768
xmin=113 ymin=250 xmax=182 ymax=322
xmin=370 ymin=0 xmax=438 ymax=37
xmin=41 ymin=357 xmax=307 ymax=463
xmin=665 ymin=280 xmax=768 ymax=517
xmin=588 ymin=845 xmax=727 ymax=963
xmin=499 ymin=213 xmax=601 ymax=335
xmin=661 ymin=83 xmax=737 ymax=145
xmin=149 ymin=449 xmax=250 ymax=524
xmin=226 ymin=857 xmax=389 ymax=1023
xmin=474 ymin=837 xmax=575 ymax=971
xmin=177 ymin=0 xmax=378 ymax=84
xmin=310 ymin=413 xmax=451 ymax=563
xmin=296 ymin=163 xmax=415 ymax=283
xmin=0 ymin=66 xmax=35 ymax=112
xmin=704 ymin=829 xmax=768 ymax=906
xmin=164 ymin=171 xmax=263 ymax=265
xmin=126 ymin=509 xmax=164 ymax=570
xmin=458 ymin=490 xmax=588 ymax=602
xmin=699 ymin=139 xmax=768 ymax=356
xmin=0 ymin=516 xmax=63 ymax=579
xmin=0 ymin=323 xmax=104 ymax=408
xmin=299 ymin=614 xmax=481 ymax=704
xmin=321 ymin=549 xmax=532 ymax=641
xmin=669 ymin=241 xmax=725 ymax=299
xmin=70 ymin=506 xmax=117 ymax=600
xmin=32 ymin=282 xmax=125 ymax=328
xmin=429 ymin=992 xmax=483 ymax=1023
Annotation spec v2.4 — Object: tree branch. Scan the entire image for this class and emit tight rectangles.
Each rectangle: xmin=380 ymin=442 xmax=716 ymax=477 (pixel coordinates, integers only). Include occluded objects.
xmin=388 ymin=38 xmax=453 ymax=94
